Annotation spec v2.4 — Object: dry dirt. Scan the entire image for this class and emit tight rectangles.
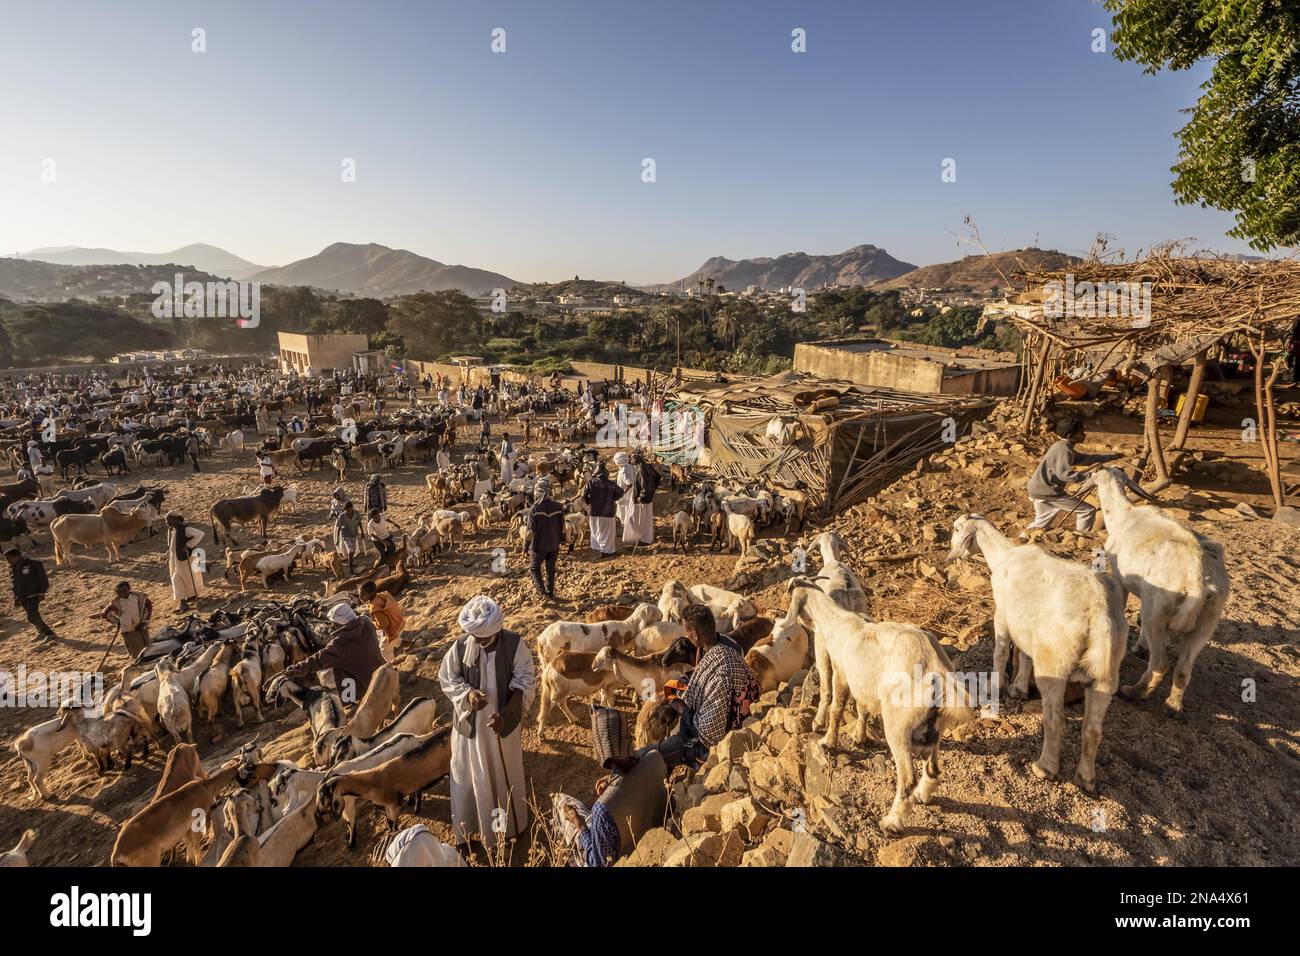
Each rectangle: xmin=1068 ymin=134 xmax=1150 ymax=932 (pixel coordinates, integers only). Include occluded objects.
xmin=1 ymin=388 xmax=1297 ymax=866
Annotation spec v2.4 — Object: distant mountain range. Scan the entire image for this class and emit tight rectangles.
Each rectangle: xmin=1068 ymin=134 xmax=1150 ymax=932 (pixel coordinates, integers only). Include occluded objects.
xmin=21 ymin=243 xmax=266 ymax=280
xmin=880 ymin=248 xmax=1080 ymax=294
xmin=646 ymin=244 xmax=917 ymax=292
xmin=247 ymin=243 xmax=517 ymax=296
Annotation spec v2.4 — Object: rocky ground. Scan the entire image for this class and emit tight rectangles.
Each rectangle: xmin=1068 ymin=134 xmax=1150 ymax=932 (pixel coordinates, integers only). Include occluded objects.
xmin=1 ymin=385 xmax=1297 ymax=867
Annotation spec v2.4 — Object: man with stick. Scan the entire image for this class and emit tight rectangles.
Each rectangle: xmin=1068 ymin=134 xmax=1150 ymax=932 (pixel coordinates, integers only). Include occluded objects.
xmin=437 ymin=595 xmax=537 ymax=854
xmin=100 ymin=581 xmax=153 ymax=660
xmin=1023 ymin=416 xmax=1122 ymax=537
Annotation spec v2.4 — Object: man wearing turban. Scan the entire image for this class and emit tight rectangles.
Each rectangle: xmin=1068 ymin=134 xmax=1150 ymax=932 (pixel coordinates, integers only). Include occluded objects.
xmin=437 ymin=595 xmax=537 ymax=852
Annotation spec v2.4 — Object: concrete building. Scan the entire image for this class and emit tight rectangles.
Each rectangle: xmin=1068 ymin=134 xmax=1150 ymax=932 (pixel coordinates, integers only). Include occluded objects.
xmin=793 ymin=338 xmax=1020 ymax=396
xmin=277 ymin=332 xmax=370 ymax=377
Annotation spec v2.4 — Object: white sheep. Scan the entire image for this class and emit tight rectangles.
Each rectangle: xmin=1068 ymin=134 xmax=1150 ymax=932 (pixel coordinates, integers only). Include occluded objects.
xmin=745 ymin=617 xmax=810 ymax=693
xmin=1090 ymin=467 xmax=1230 ymax=713
xmin=783 ymin=579 xmax=976 ymax=833
xmin=535 ymin=603 xmax=658 ymax=663
xmin=947 ymin=514 xmax=1128 ymax=793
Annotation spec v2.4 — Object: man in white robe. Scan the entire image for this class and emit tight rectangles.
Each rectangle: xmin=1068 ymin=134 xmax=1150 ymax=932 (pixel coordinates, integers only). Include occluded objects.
xmin=613 ymin=451 xmax=635 ymax=536
xmin=621 ymin=450 xmax=657 ymax=547
xmin=438 ymin=596 xmax=536 ymax=851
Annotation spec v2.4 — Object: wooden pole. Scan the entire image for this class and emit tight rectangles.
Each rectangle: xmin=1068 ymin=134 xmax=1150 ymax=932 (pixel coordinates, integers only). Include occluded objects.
xmin=1247 ymin=333 xmax=1284 ymax=509
xmin=1141 ymin=369 xmax=1171 ymax=490
xmin=1021 ymin=340 xmax=1052 ymax=436
xmin=1169 ymin=349 xmax=1207 ymax=452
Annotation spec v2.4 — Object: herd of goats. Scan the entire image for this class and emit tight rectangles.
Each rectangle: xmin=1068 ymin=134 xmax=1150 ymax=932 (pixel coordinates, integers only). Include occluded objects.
xmin=1 ymin=363 xmax=1232 ymax=866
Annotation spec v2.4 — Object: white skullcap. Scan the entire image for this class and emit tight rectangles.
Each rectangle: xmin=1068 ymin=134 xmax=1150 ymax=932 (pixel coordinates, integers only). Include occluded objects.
xmin=328 ymin=603 xmax=357 ymax=625
xmin=612 ymin=452 xmax=629 ymax=466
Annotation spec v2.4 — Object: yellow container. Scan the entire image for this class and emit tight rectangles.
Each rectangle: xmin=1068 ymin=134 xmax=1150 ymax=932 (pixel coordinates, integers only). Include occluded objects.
xmin=1176 ymin=392 xmax=1208 ymax=423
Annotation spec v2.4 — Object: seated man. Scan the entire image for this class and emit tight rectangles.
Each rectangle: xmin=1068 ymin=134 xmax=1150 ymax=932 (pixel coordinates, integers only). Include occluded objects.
xmin=559 ymin=707 xmax=668 ymax=867
xmin=1025 ymin=416 xmax=1122 ymax=536
xmin=656 ymin=604 xmax=759 ymax=771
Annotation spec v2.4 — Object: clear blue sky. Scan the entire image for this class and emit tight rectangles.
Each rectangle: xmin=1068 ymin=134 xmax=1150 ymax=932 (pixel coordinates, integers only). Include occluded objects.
xmin=0 ymin=0 xmax=1273 ymax=284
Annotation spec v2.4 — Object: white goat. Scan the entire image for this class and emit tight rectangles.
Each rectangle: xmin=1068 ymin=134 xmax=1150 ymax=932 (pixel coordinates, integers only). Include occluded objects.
xmin=745 ymin=618 xmax=810 ymax=693
xmin=1089 ymin=467 xmax=1230 ymax=713
xmin=535 ymin=604 xmax=658 ymax=663
xmin=813 ymin=531 xmax=869 ymax=614
xmin=155 ymin=657 xmax=194 ymax=746
xmin=783 ymin=580 xmax=975 ymax=833
xmin=948 ymin=515 xmax=1128 ymax=793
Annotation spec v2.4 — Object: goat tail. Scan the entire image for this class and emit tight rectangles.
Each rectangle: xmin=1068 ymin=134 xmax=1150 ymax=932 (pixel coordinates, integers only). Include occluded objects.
xmin=1170 ymin=576 xmax=1205 ymax=634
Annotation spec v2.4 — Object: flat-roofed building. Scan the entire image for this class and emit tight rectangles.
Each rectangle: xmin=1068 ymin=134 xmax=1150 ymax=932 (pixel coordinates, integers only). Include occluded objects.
xmin=793 ymin=338 xmax=1020 ymax=396
xmin=277 ymin=332 xmax=369 ymax=377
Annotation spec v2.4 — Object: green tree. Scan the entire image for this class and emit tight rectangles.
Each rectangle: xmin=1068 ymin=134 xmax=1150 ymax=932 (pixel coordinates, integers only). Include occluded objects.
xmin=1106 ymin=0 xmax=1300 ymax=249
xmin=387 ymin=290 xmax=482 ymax=359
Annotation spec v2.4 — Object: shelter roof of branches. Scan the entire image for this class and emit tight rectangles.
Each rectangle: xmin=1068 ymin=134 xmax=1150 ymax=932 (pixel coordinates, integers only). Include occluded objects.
xmin=660 ymin=370 xmax=995 ymax=517
xmin=981 ymin=251 xmax=1299 ymax=505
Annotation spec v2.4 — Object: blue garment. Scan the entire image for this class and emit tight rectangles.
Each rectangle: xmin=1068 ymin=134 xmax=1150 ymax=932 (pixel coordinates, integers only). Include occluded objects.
xmin=578 ymin=802 xmax=621 ymax=867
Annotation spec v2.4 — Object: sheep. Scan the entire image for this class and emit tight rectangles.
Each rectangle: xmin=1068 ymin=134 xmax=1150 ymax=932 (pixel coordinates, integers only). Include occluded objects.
xmin=687 ymin=583 xmax=758 ymax=632
xmin=592 ymin=645 xmax=675 ymax=702
xmin=947 ymin=515 xmax=1128 ymax=793
xmin=535 ymin=604 xmax=658 ymax=664
xmin=657 ymin=579 xmax=693 ymax=623
xmin=328 ymin=696 xmax=439 ymax=765
xmin=246 ymin=542 xmax=303 ymax=590
xmin=670 ymin=510 xmax=691 ymax=553
xmin=0 ymin=830 xmax=37 ymax=867
xmin=783 ymin=580 xmax=976 ymax=833
xmin=317 ymin=729 xmax=453 ymax=843
xmin=585 ymin=603 xmax=636 ymax=623
xmin=635 ymin=620 xmax=687 ymax=655
xmin=228 ymin=639 xmax=265 ymax=726
xmin=634 ymin=697 xmax=679 ymax=749
xmin=110 ymin=757 xmax=277 ymax=866
xmin=15 ymin=716 xmax=80 ymax=801
xmin=813 ymin=530 xmax=869 ymax=614
xmin=537 ymin=652 xmax=628 ymax=737
xmin=745 ymin=618 xmax=811 ymax=693
xmin=1089 ymin=467 xmax=1230 ymax=714
xmin=195 ymin=644 xmax=236 ymax=737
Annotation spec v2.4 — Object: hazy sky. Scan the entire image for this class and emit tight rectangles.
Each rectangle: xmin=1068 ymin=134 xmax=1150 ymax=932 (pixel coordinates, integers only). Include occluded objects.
xmin=0 ymin=0 xmax=1274 ymax=284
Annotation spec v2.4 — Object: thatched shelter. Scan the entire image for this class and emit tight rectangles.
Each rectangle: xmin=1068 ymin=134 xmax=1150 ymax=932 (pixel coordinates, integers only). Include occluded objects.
xmin=983 ymin=251 xmax=1300 ymax=506
xmin=660 ymin=371 xmax=996 ymax=517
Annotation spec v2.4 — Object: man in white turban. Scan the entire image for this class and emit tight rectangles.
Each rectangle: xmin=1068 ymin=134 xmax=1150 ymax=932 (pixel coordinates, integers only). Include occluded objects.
xmin=437 ymin=595 xmax=537 ymax=854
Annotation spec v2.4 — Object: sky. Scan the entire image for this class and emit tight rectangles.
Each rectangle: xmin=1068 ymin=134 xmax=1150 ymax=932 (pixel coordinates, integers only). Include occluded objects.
xmin=0 ymin=0 xmax=1275 ymax=284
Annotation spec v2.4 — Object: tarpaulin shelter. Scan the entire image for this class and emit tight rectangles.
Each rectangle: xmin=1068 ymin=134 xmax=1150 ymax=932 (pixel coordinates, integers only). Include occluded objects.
xmin=667 ymin=371 xmax=995 ymax=517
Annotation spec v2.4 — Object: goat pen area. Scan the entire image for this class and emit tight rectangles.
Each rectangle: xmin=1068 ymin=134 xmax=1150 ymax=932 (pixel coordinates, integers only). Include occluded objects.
xmin=0 ymin=385 xmax=1296 ymax=867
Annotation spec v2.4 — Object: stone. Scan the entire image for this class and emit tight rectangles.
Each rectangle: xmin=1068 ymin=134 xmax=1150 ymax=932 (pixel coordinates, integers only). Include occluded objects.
xmin=748 ymin=755 xmax=797 ymax=805
xmin=1234 ymin=501 xmax=1260 ymax=520
xmin=726 ymin=765 xmax=750 ymax=793
xmin=664 ymin=828 xmax=745 ymax=867
xmin=877 ymin=835 xmax=964 ymax=867
xmin=618 ymin=827 xmax=683 ymax=867
xmin=703 ymin=760 xmax=732 ymax=794
xmin=785 ymin=831 xmax=864 ymax=867
xmin=717 ymin=727 xmax=761 ymax=762
xmin=742 ymin=826 xmax=795 ymax=866
xmin=719 ymin=795 xmax=774 ymax=842
xmin=680 ymin=792 xmax=734 ymax=834
xmin=803 ymin=737 xmax=837 ymax=804
xmin=782 ymin=709 xmax=812 ymax=735
xmin=1274 ymin=506 xmax=1300 ymax=527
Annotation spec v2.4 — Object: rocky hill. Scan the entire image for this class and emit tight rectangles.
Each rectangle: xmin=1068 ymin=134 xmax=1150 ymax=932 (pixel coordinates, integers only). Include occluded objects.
xmin=248 ymin=242 xmax=517 ymax=296
xmin=881 ymin=248 xmax=1078 ymax=294
xmin=648 ymin=244 xmax=917 ymax=293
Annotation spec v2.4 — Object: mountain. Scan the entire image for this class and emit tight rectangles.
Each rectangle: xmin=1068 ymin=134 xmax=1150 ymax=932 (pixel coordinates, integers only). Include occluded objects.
xmin=880 ymin=248 xmax=1079 ymax=294
xmin=647 ymin=244 xmax=917 ymax=292
xmin=247 ymin=242 xmax=517 ymax=296
xmin=21 ymin=243 xmax=266 ymax=279
xmin=0 ymin=259 xmax=225 ymax=303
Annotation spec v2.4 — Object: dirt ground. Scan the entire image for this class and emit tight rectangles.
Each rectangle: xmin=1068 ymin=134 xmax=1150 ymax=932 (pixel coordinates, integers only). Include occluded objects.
xmin=1 ymin=383 xmax=1297 ymax=866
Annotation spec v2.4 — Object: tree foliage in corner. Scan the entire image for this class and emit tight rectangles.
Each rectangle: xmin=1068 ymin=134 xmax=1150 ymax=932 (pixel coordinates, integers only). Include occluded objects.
xmin=1105 ymin=0 xmax=1300 ymax=250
